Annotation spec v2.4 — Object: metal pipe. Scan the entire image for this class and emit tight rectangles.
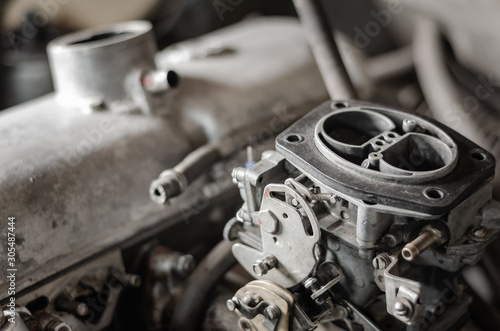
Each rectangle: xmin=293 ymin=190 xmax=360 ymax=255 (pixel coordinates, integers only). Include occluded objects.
xmin=402 ymin=226 xmax=445 ymax=261
xmin=292 ymin=0 xmax=357 ymax=100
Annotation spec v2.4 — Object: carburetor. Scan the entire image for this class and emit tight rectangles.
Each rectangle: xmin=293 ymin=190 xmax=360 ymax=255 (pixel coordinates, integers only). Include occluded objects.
xmin=224 ymin=100 xmax=500 ymax=330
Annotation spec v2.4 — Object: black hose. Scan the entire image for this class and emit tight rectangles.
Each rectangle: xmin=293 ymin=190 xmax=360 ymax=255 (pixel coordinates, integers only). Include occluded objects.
xmin=169 ymin=240 xmax=236 ymax=331
xmin=292 ymin=0 xmax=357 ymax=100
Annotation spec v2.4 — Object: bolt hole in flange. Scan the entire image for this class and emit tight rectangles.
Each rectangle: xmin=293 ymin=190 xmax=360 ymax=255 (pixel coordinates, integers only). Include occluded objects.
xmin=471 ymin=150 xmax=486 ymax=161
xmin=424 ymin=188 xmax=445 ymax=200
xmin=333 ymin=102 xmax=350 ymax=109
xmin=239 ymin=319 xmax=253 ymax=331
xmin=286 ymin=134 xmax=304 ymax=143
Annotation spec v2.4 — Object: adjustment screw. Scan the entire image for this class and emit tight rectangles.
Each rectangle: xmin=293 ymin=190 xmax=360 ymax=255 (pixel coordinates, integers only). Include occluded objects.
xmin=373 ymin=253 xmax=391 ymax=270
xmin=227 ymin=296 xmax=240 ymax=312
xmin=264 ymin=305 xmax=281 ymax=320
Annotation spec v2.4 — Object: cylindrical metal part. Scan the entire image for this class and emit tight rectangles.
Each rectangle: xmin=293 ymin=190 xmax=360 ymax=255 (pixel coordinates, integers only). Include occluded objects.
xmin=54 ymin=293 xmax=89 ymax=317
xmin=47 ymin=21 xmax=157 ymax=110
xmin=356 ymin=207 xmax=391 ymax=250
xmin=292 ymin=0 xmax=357 ymax=100
xmin=150 ymin=144 xmax=221 ymax=204
xmin=402 ymin=227 xmax=443 ymax=261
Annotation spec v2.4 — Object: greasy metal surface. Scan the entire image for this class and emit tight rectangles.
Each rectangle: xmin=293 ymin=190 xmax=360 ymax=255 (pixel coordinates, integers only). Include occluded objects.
xmin=15 ymin=251 xmax=125 ymax=331
xmin=233 ymin=280 xmax=294 ymax=331
xmin=276 ymin=100 xmax=496 ymax=215
xmin=232 ymin=184 xmax=321 ymax=288
xmin=0 ymin=17 xmax=328 ymax=298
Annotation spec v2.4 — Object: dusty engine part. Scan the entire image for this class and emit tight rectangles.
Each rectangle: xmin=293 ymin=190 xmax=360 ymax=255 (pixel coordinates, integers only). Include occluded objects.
xmin=225 ymin=100 xmax=500 ymax=330
xmin=47 ymin=20 xmax=179 ymax=114
xmin=0 ymin=16 xmax=328 ymax=331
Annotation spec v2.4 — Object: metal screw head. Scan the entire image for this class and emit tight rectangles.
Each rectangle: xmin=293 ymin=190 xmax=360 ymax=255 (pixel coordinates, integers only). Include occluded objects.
xmin=242 ymin=295 xmax=254 ymax=306
xmin=473 ymin=228 xmax=487 ymax=238
xmin=258 ymin=210 xmax=279 ymax=234
xmin=252 ymin=261 xmax=269 ymax=276
xmin=227 ymin=297 xmax=239 ymax=312
xmin=429 ymin=301 xmax=445 ymax=316
xmin=383 ymin=234 xmax=398 ymax=247
xmin=373 ymin=253 xmax=391 ymax=270
xmin=394 ymin=301 xmax=409 ymax=316
xmin=76 ymin=303 xmax=89 ymax=317
xmin=175 ymin=254 xmax=196 ymax=277
xmin=264 ymin=305 xmax=281 ymax=320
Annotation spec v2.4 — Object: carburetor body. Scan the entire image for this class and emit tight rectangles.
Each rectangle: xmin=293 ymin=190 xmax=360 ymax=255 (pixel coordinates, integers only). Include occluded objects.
xmin=225 ymin=100 xmax=500 ymax=330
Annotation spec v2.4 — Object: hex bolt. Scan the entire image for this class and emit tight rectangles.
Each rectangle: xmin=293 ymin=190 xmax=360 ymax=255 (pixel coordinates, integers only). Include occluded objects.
xmin=394 ymin=301 xmax=409 ymax=317
xmin=252 ymin=255 xmax=277 ymax=276
xmin=174 ymin=254 xmax=196 ymax=278
xmin=264 ymin=305 xmax=281 ymax=320
xmin=258 ymin=210 xmax=279 ymax=234
xmin=226 ymin=296 xmax=240 ymax=312
xmin=253 ymin=261 xmax=269 ymax=276
xmin=54 ymin=293 xmax=89 ymax=317
xmin=372 ymin=253 xmax=391 ymax=270
xmin=402 ymin=226 xmax=445 ymax=261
